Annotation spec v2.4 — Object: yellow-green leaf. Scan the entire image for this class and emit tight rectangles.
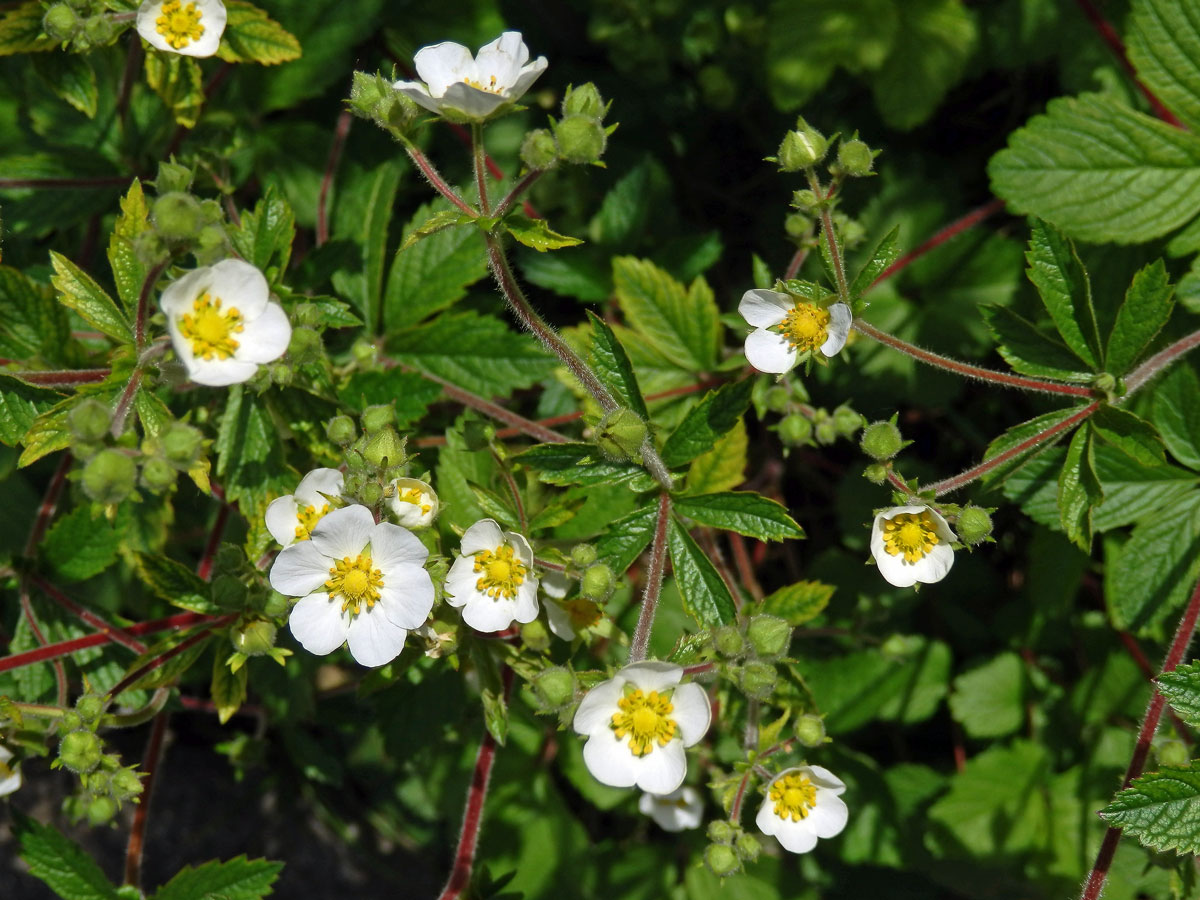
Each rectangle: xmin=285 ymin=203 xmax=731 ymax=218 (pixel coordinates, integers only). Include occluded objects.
xmin=217 ymin=1 xmax=302 ymax=66
xmin=0 ymin=2 xmax=55 ymax=56
xmin=144 ymin=51 xmax=205 ymax=128
xmin=49 ymin=251 xmax=132 ymax=343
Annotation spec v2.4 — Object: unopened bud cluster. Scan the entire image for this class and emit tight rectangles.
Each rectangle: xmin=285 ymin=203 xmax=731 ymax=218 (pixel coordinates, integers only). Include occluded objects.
xmin=704 ymin=820 xmax=760 ymax=878
xmin=136 ymin=170 xmax=229 ymax=267
xmin=776 ymin=403 xmax=862 ymax=450
xmin=520 ymin=83 xmax=612 ymax=169
xmin=43 ymin=2 xmax=119 ymax=51
xmin=54 ymin=694 xmax=143 ymax=826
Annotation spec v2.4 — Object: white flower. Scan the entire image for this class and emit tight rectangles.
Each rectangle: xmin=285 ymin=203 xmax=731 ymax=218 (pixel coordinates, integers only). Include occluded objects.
xmin=870 ymin=504 xmax=956 ymax=588
xmin=269 ymin=505 xmax=434 ymax=667
xmin=136 ymin=0 xmax=226 ymax=58
xmin=572 ymin=660 xmax=711 ymax=795
xmin=162 ymin=259 xmax=291 ymax=387
xmin=265 ymin=468 xmax=344 ymax=548
xmin=387 ymin=477 xmax=438 ymax=529
xmin=639 ymin=786 xmax=704 ymax=832
xmin=756 ymin=765 xmax=848 ymax=854
xmin=393 ymin=31 xmax=548 ymax=120
xmin=444 ymin=519 xmax=539 ymax=632
xmin=738 ymin=289 xmax=851 ymax=374
xmin=0 ymin=743 xmax=21 ymax=797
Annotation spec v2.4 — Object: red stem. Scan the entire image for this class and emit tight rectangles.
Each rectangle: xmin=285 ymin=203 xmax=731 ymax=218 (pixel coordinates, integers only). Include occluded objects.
xmin=317 ymin=109 xmax=353 ymax=247
xmin=123 ymin=710 xmax=169 ymax=888
xmin=873 ymin=199 xmax=1006 ymax=285
xmin=29 ymin=575 xmax=147 ymax=654
xmin=106 ymin=620 xmax=234 ymax=699
xmin=10 ymin=369 xmax=111 ymax=388
xmin=196 ymin=503 xmax=231 ymax=582
xmin=629 ymin=494 xmax=672 ymax=663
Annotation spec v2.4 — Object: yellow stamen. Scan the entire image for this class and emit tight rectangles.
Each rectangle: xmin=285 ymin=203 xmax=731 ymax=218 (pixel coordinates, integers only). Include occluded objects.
xmin=463 ymin=74 xmax=502 ymax=93
xmin=881 ymin=510 xmax=941 ymax=564
xmin=155 ymin=0 xmax=205 ymax=50
xmin=396 ymin=487 xmax=431 ymax=516
xmin=473 ymin=544 xmax=526 ymax=600
xmin=324 ymin=554 xmax=383 ymax=616
xmin=610 ymin=688 xmax=677 ymax=757
xmin=778 ymin=303 xmax=830 ymax=354
xmin=179 ymin=292 xmax=243 ymax=360
xmin=294 ymin=503 xmax=330 ymax=542
xmin=770 ymin=772 xmax=818 ymax=822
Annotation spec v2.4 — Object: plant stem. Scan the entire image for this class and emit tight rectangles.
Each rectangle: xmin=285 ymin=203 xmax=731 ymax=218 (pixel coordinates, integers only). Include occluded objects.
xmin=873 ymin=198 xmax=1006 ymax=286
xmin=808 ymin=172 xmax=850 ymax=304
xmin=124 ymin=710 xmax=169 ymax=890
xmin=492 ymin=449 xmax=528 ymax=532
xmin=1079 ymin=574 xmax=1200 ymax=900
xmin=410 ymin=365 xmax=570 ymax=444
xmin=728 ymin=533 xmax=764 ymax=602
xmin=404 ymin=144 xmax=476 ymax=216
xmin=11 ymin=369 xmax=111 ymax=388
xmin=493 ymin=169 xmax=544 ymax=220
xmin=109 ymin=369 xmax=143 ymax=439
xmin=629 ymin=494 xmax=672 ymax=663
xmin=1124 ymin=328 xmax=1200 ymax=393
xmin=471 ymin=123 xmax=491 ymax=215
xmin=317 ymin=109 xmax=353 ymax=247
xmin=195 ymin=503 xmax=231 ymax=582
xmin=106 ymin=618 xmax=234 ymax=699
xmin=134 ymin=260 xmax=168 ymax=352
xmin=29 ymin=575 xmax=147 ymax=654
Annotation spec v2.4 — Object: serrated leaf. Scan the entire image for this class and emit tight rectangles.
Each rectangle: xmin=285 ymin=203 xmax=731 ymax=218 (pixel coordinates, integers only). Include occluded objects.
xmin=587 ymin=312 xmax=648 ymax=419
xmin=12 ymin=810 xmax=119 ymax=900
xmin=150 ymin=855 xmax=283 ymax=900
xmin=1058 ymin=423 xmax=1102 ymax=549
xmin=109 ymin=180 xmax=152 ymax=317
xmin=660 ymin=379 xmax=753 ymax=468
xmin=41 ymin=506 xmax=124 ymax=581
xmin=212 ymin=652 xmax=247 ymax=725
xmin=948 ymin=652 xmax=1026 ymax=739
xmin=144 ymin=51 xmax=204 ymax=127
xmin=505 ymin=214 xmax=583 ymax=252
xmin=1152 ymin=363 xmax=1200 ymax=471
xmin=1127 ymin=0 xmax=1200 ymax=131
xmin=216 ymin=1 xmax=302 ymax=65
xmin=230 ymin=184 xmax=295 ymax=273
xmin=612 ymin=257 xmax=719 ymax=371
xmin=685 ymin=418 xmax=747 ymax=495
xmin=469 ymin=483 xmax=519 ymax=529
xmin=331 ymin=161 xmax=400 ymax=333
xmin=335 ymin=368 xmax=441 ymax=427
xmin=50 ymin=252 xmax=132 ymax=343
xmin=1107 ymin=490 xmax=1200 ymax=632
xmin=594 ymin=503 xmax=659 ymax=575
xmin=979 ymin=304 xmax=1094 ymax=382
xmin=666 ymin=514 xmax=736 ymax=626
xmin=1107 ymin=259 xmax=1175 ymax=376
xmin=1025 ymin=220 xmax=1101 ymax=369
xmin=18 ymin=397 xmax=75 ymax=467
xmin=135 ymin=390 xmax=173 ymax=439
xmin=760 ymin=580 xmax=833 ymax=625
xmin=516 ymin=442 xmax=651 ymax=489
xmin=1157 ymin=662 xmax=1200 ymax=728
xmin=398 ymin=209 xmax=466 ymax=250
xmin=1092 ymin=406 xmax=1165 ymax=467
xmin=590 ymin=156 xmax=670 ymax=247
xmin=1101 ymin=763 xmax=1200 ymax=855
xmin=0 ymin=3 xmax=56 ymax=55
xmin=519 ymin=248 xmax=610 ymax=303
xmin=0 ymin=264 xmax=70 ymax=360
xmin=989 ymin=93 xmax=1200 ymax=244
xmin=526 ymin=497 xmax=583 ymax=532
xmin=33 ymin=53 xmax=98 ymax=118
xmin=214 ymin=384 xmax=291 ymax=514
xmin=850 ymin=225 xmax=900 ymax=297
xmin=672 ymin=491 xmax=803 ymax=542
xmin=0 ymin=373 xmax=59 ymax=447
xmin=134 ymin=552 xmax=216 ymax=614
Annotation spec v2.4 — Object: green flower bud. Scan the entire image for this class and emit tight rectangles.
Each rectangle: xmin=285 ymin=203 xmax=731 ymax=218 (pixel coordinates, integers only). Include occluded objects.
xmin=777 ymin=414 xmax=812 ymax=447
xmin=260 ymin=590 xmax=291 ymax=618
xmin=74 ymin=695 xmax=103 ymax=723
xmin=134 ymin=230 xmax=169 ymax=268
xmin=161 ymin=422 xmax=203 ymax=466
xmin=59 ymin=730 xmax=103 ymax=774
xmin=777 ymin=121 xmax=828 ymax=171
xmin=349 ymin=70 xmax=420 ymax=137
xmin=520 ymin=128 xmax=559 ymax=170
xmin=81 ymin=449 xmax=137 ymax=505
xmin=111 ymin=767 xmax=144 ymax=799
xmin=791 ymin=189 xmax=822 ymax=213
xmin=154 ymin=160 xmax=193 ymax=195
xmin=292 ymin=303 xmax=320 ymax=327
xmin=326 ymin=414 xmax=356 ymax=446
xmin=707 ymin=820 xmax=734 ymax=843
xmin=580 ymin=563 xmax=615 ymax=602
xmin=359 ymin=481 xmax=384 ymax=507
xmin=269 ymin=363 xmax=293 ymax=387
xmin=85 ymin=795 xmax=118 ymax=826
xmin=713 ymin=624 xmax=745 ymax=658
xmin=836 ymin=214 xmax=866 ymax=248
xmin=1158 ymin=739 xmax=1189 ymax=768
xmin=361 ymin=404 xmax=394 ymax=434
xmin=562 ymin=83 xmax=606 ymax=119
xmin=794 ymin=713 xmax=827 ymax=748
xmin=704 ymin=843 xmax=741 ymax=878
xmin=152 ymin=192 xmax=204 ymax=242
xmin=784 ymin=212 xmax=812 ymax=239
xmin=364 ymin=427 xmax=406 ymax=469
xmin=734 ymin=832 xmax=761 ymax=861
xmin=214 ymin=543 xmax=244 ymax=573
xmin=863 ymin=463 xmax=889 ymax=485
xmin=814 ymin=419 xmax=838 ymax=445
xmin=532 ymin=666 xmax=575 ymax=709
xmin=68 ymin=398 xmax=112 ymax=443
xmin=738 ymin=661 xmax=777 ymax=699
xmin=764 ymin=386 xmax=790 ymax=414
xmin=746 ymin=615 xmax=790 ymax=658
xmin=570 ymin=544 xmax=598 ymax=567
xmin=956 ymin=506 xmax=994 ymax=546
xmin=60 ymin=711 xmax=84 ymax=733
xmin=594 ymin=407 xmax=647 ymax=461
xmin=100 ymin=753 xmax=120 ymax=772
xmin=287 ymin=327 xmax=323 ymax=365
xmin=195 ymin=224 xmax=228 ymax=261
xmin=211 ymin=574 xmax=247 ymax=609
xmin=832 ymin=404 xmax=863 ymax=439
xmin=554 ymin=115 xmax=607 ymax=164
xmin=232 ymin=619 xmax=277 ymax=656
xmin=81 ymin=13 xmax=116 ymax=46
xmin=351 ymin=338 xmax=378 ymax=367
xmin=521 ymin=619 xmax=551 ymax=652
xmin=140 ymin=456 xmax=176 ymax=493
xmin=837 ymin=139 xmax=875 ymax=177
xmin=43 ymin=5 xmax=80 ymax=41
xmin=860 ymin=420 xmax=903 ymax=460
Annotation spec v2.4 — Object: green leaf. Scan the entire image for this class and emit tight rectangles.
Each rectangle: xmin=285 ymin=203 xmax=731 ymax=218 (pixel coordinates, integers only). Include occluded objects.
xmin=849 ymin=225 xmax=901 ymax=298
xmin=1157 ymin=661 xmax=1200 ymax=728
xmin=331 ymin=161 xmax=401 ymax=333
xmin=685 ymin=418 xmax=747 ymax=494
xmin=759 ymin=580 xmax=834 ymax=625
xmin=211 ymin=653 xmax=247 ymax=725
xmin=123 ymin=631 xmax=213 ymax=693
xmin=1127 ymin=0 xmax=1200 ymax=131
xmin=519 ymin=248 xmax=610 ymax=303
xmin=0 ymin=264 xmax=70 ymax=360
xmin=1025 ymin=220 xmax=1101 ymax=369
xmin=590 ymin=157 xmax=670 ymax=247
xmin=0 ymin=3 xmax=56 ymax=55
xmin=230 ymin=184 xmax=295 ymax=273
xmin=150 ymin=855 xmax=283 ymax=900
xmin=32 ymin=53 xmax=98 ymax=118
xmin=586 ymin=312 xmax=649 ymax=419
xmin=386 ymin=312 xmax=555 ymax=399
xmin=134 ymin=552 xmax=217 ymax=614
xmin=1106 ymin=259 xmax=1175 ymax=376
xmin=1152 ymin=362 xmax=1200 ymax=470
xmin=1057 ymin=423 xmax=1102 ymax=550
xmin=108 ymin=180 xmax=153 ymax=317
xmin=144 ymin=52 xmax=205 ymax=128
xmin=11 ymin=809 xmax=119 ymax=900
xmin=397 ymin=209 xmax=465 ymax=250
xmin=18 ymin=397 xmax=75 ymax=467
xmin=469 ymin=483 xmax=519 ymax=529
xmin=980 ymin=406 xmax=1088 ymax=488
xmin=612 ymin=257 xmax=719 ymax=371
xmin=41 ymin=506 xmax=123 ymax=581
xmin=214 ymin=385 xmax=291 ymax=519
xmin=1091 ymin=406 xmax=1165 ymax=467
xmin=660 ymin=379 xmax=753 ymax=468
xmin=0 ymin=373 xmax=59 ymax=447
xmin=989 ymin=93 xmax=1200 ymax=244
xmin=1107 ymin=490 xmax=1200 ymax=632
xmin=979 ymin=304 xmax=1094 ymax=381
xmin=384 ymin=201 xmax=489 ymax=330
xmin=49 ymin=251 xmax=132 ymax=344
xmin=505 ymin=215 xmax=584 ymax=252
xmin=216 ymin=1 xmax=302 ymax=65
xmin=1100 ymin=763 xmax=1200 ymax=855
xmin=516 ymin=443 xmax=652 ymax=489
xmin=666 ymin=514 xmax=736 ymax=626
xmin=335 ymin=369 xmax=441 ymax=427
xmin=594 ymin=503 xmax=659 ymax=575
xmin=948 ymin=652 xmax=1026 ymax=739
xmin=672 ymin=491 xmax=803 ymax=542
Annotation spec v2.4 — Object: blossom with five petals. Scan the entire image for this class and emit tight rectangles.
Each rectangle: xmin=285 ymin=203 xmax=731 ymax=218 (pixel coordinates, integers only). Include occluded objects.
xmin=387 ymin=477 xmax=438 ymax=529
xmin=738 ymin=288 xmax=851 ymax=374
xmin=136 ymin=0 xmax=226 ymax=58
xmin=265 ymin=468 xmax=344 ymax=548
xmin=870 ymin=504 xmax=956 ymax=587
xmin=639 ymin=785 xmax=704 ymax=832
xmin=444 ymin=519 xmax=539 ymax=632
xmin=756 ymin=765 xmax=848 ymax=854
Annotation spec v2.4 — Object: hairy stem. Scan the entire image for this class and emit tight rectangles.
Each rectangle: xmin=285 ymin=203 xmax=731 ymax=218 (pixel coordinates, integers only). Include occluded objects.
xmin=29 ymin=575 xmax=147 ymax=654
xmin=404 ymin=144 xmax=476 ymax=216
xmin=196 ymin=503 xmax=231 ymax=582
xmin=411 ymin=364 xmax=570 ymax=444
xmin=11 ymin=369 xmax=111 ymax=388
xmin=1124 ymin=328 xmax=1200 ymax=393
xmin=493 ymin=169 xmax=544 ymax=220
xmin=317 ymin=110 xmax=353 ymax=247
xmin=106 ymin=618 xmax=234 ymax=699
xmin=124 ymin=710 xmax=170 ymax=889
xmin=808 ymin=172 xmax=850 ymax=304
xmin=629 ymin=494 xmax=672 ymax=663
xmin=472 ymin=123 xmax=491 ymax=215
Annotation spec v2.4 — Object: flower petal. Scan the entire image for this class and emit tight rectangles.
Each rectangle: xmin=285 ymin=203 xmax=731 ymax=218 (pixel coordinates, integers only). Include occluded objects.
xmin=371 ymin=522 xmax=430 ymax=571
xmin=621 ymin=660 xmax=684 ymax=694
xmin=270 ymin=541 xmax=332 ymax=596
xmin=160 ymin=266 xmax=211 ymax=316
xmin=545 ymin=600 xmax=575 ymax=640
xmin=474 ymin=31 xmax=529 ymax=87
xmin=235 ymin=302 xmax=291 ymax=365
xmin=442 ymin=557 xmax=479 ymax=608
xmin=460 ymin=595 xmax=522 ymax=633
xmin=820 ymin=303 xmax=852 ymax=357
xmin=437 ymin=82 xmax=512 ymax=119
xmin=581 ymin=727 xmax=637 ymax=789
xmin=413 ymin=41 xmax=475 ymax=95
xmin=393 ymin=82 xmax=443 ymax=115
xmin=185 ymin=357 xmax=260 ymax=387
xmin=806 ymin=765 xmax=847 ymax=794
xmin=631 ymin=741 xmax=687 ymax=795
xmin=808 ymin=792 xmax=849 ymax=839
xmin=377 ymin=564 xmax=435 ymax=630
xmin=346 ymin=606 xmax=409 ymax=667
xmin=461 ymin=518 xmax=505 ymax=555
xmin=208 ymin=259 xmax=269 ymax=319
xmin=670 ymin=682 xmax=712 ymax=746
xmin=264 ymin=495 xmax=300 ymax=547
xmin=294 ymin=468 xmax=344 ymax=506
xmin=573 ymin=680 xmax=623 ymax=735
xmin=744 ymin=329 xmax=797 ymax=374
xmin=310 ymin=505 xmax=374 ymax=560
xmin=288 ymin=593 xmax=348 ymax=656
xmin=738 ymin=289 xmax=791 ymax=327
xmin=773 ymin=817 xmax=819 ymax=854
xmin=507 ymin=58 xmax=548 ymax=100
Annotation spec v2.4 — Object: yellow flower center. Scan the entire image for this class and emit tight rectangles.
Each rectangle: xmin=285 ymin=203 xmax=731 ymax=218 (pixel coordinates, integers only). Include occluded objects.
xmin=770 ymin=772 xmax=818 ymax=822
xmin=324 ymin=554 xmax=383 ymax=616
xmin=294 ymin=503 xmax=330 ymax=542
xmin=610 ymin=688 xmax=677 ymax=757
xmin=396 ymin=487 xmax=432 ymax=516
xmin=473 ymin=544 xmax=526 ymax=600
xmin=778 ymin=303 xmax=830 ymax=353
xmin=565 ymin=597 xmax=601 ymax=628
xmin=155 ymin=0 xmax=205 ymax=49
xmin=881 ymin=510 xmax=941 ymax=564
xmin=179 ymin=292 xmax=243 ymax=361
xmin=463 ymin=74 xmax=502 ymax=94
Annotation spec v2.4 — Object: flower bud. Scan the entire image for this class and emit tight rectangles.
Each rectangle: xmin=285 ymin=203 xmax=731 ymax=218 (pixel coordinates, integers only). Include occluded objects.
xmin=359 ymin=481 xmax=384 ymax=507
xmin=580 ymin=564 xmax=615 ymax=602
xmin=521 ymin=618 xmax=551 ymax=652
xmin=832 ymin=404 xmax=863 ymax=439
xmin=232 ymin=619 xmax=277 ymax=655
xmin=860 ymin=420 xmax=903 ymax=460
xmin=111 ymin=767 xmax=144 ymax=798
xmin=60 ymin=711 xmax=84 ymax=732
xmin=195 ymin=224 xmax=228 ymax=261
xmin=152 ymin=192 xmax=203 ymax=242
xmin=43 ymin=4 xmax=79 ymax=41
xmin=704 ymin=843 xmax=741 ymax=877
xmin=81 ymin=14 xmax=116 ymax=46
xmin=956 ymin=506 xmax=994 ymax=546
xmin=361 ymin=404 xmax=394 ymax=434
xmin=863 ymin=463 xmax=888 ymax=485
xmin=72 ymin=694 xmax=103 ymax=723
xmin=554 ymin=115 xmax=607 ymax=164
xmin=738 ymin=661 xmax=777 ymax=699
xmin=562 ymin=83 xmax=606 ymax=120
xmin=68 ymin=398 xmax=112 ymax=443
xmin=81 ymin=449 xmax=137 ymax=505
xmin=520 ymin=128 xmax=559 ymax=170
xmin=59 ymin=730 xmax=103 ymax=774
xmin=791 ymin=189 xmax=822 ymax=214
xmin=837 ymin=139 xmax=874 ymax=177
xmin=764 ymin=386 xmax=790 ymax=414
xmin=326 ymin=414 xmax=356 ymax=446
xmin=161 ymin=422 xmax=203 ymax=466
xmin=287 ymin=327 xmax=323 ymax=365
xmin=269 ymin=363 xmax=293 ymax=387
xmin=777 ymin=413 xmax=813 ymax=447
xmin=735 ymin=832 xmax=761 ymax=861
xmin=777 ymin=121 xmax=828 ymax=171
xmin=532 ymin=666 xmax=575 ymax=709
xmin=154 ymin=160 xmax=193 ymax=195
xmin=260 ymin=590 xmax=291 ymax=618
xmin=85 ymin=795 xmax=118 ymax=826
xmin=363 ymin=427 xmax=406 ymax=469
xmin=351 ymin=338 xmax=378 ymax=367
xmin=815 ymin=419 xmax=838 ymax=445
xmin=784 ymin=212 xmax=812 ymax=239
xmin=140 ymin=456 xmax=176 ymax=493
xmin=570 ymin=544 xmax=598 ymax=567
xmin=746 ymin=615 xmax=790 ymax=658
xmin=713 ymin=624 xmax=745 ymax=658
xmin=707 ymin=820 xmax=734 ymax=843
xmin=794 ymin=713 xmax=827 ymax=748
xmin=594 ymin=407 xmax=647 ymax=461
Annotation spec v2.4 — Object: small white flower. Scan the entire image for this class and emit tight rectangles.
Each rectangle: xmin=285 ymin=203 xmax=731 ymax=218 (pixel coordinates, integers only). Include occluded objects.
xmin=738 ymin=289 xmax=851 ymax=374
xmin=756 ymin=765 xmax=848 ymax=854
xmin=265 ymin=468 xmax=344 ymax=548
xmin=572 ymin=660 xmax=711 ymax=795
xmin=639 ymin=785 xmax=704 ymax=832
xmin=870 ymin=504 xmax=956 ymax=588
xmin=162 ymin=259 xmax=291 ymax=387
xmin=393 ymin=31 xmax=548 ymax=120
xmin=269 ymin=505 xmax=434 ymax=667
xmin=444 ymin=519 xmax=539 ymax=632
xmin=0 ymin=743 xmax=21 ymax=797
xmin=387 ymin=477 xmax=438 ymax=529
xmin=136 ymin=0 xmax=226 ymax=58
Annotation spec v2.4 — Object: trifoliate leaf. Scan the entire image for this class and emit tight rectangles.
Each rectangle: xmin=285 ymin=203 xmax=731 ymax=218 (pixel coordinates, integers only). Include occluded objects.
xmin=672 ymin=491 xmax=803 ymax=542
xmin=1157 ymin=662 xmax=1200 ymax=728
xmin=149 ymin=855 xmax=283 ymax=900
xmin=49 ymin=251 xmax=132 ymax=344
xmin=0 ymin=3 xmax=55 ymax=56
xmin=1127 ymin=0 xmax=1200 ymax=131
xmin=505 ymin=215 xmax=584 ymax=252
xmin=979 ymin=304 xmax=1094 ymax=382
xmin=666 ymin=514 xmax=737 ymax=626
xmin=11 ymin=810 xmax=118 ymax=900
xmin=216 ymin=1 xmax=302 ymax=65
xmin=612 ymin=257 xmax=720 ymax=372
xmin=760 ymin=580 xmax=834 ymax=625
xmin=1101 ymin=763 xmax=1200 ymax=855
